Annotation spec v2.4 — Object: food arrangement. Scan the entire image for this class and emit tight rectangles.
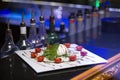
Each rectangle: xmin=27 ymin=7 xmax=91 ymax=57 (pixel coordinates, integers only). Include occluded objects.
xmin=16 ymin=43 xmax=107 ymax=73
xmin=30 ymin=43 xmax=87 ymax=63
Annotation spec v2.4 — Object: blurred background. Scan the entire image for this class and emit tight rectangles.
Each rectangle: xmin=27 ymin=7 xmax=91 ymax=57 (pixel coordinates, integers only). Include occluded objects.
xmin=0 ymin=0 xmax=120 ymax=27
xmin=0 ymin=0 xmax=120 ymax=48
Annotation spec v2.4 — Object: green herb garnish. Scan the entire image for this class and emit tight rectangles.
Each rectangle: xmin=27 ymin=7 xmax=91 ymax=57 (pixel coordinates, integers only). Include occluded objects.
xmin=43 ymin=43 xmax=59 ymax=60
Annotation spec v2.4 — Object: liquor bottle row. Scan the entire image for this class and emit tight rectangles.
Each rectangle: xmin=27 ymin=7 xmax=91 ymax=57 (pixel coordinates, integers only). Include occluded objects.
xmin=0 ymin=7 xmax=110 ymax=59
xmin=68 ymin=6 xmax=110 ymax=43
xmin=0 ymin=8 xmax=67 ymax=59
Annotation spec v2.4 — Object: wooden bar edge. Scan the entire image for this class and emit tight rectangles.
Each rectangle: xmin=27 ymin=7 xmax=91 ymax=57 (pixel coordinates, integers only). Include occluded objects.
xmin=71 ymin=53 xmax=120 ymax=80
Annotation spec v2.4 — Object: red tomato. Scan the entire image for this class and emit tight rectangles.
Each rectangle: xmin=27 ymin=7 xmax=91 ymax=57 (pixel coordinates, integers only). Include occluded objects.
xmin=31 ymin=52 xmax=37 ymax=58
xmin=35 ymin=48 xmax=41 ymax=53
xmin=69 ymin=55 xmax=76 ymax=61
xmin=54 ymin=57 xmax=62 ymax=63
xmin=80 ymin=51 xmax=87 ymax=56
xmin=76 ymin=46 xmax=83 ymax=51
xmin=37 ymin=56 xmax=44 ymax=62
xmin=64 ymin=43 xmax=71 ymax=48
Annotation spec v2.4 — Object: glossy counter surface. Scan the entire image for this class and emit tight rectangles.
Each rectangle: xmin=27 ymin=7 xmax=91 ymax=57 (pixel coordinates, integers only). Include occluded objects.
xmin=0 ymin=32 xmax=120 ymax=80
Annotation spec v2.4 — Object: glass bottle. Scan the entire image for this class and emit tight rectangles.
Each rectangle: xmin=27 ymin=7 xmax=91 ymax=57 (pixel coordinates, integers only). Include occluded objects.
xmin=0 ymin=21 xmax=18 ymax=59
xmin=105 ymin=6 xmax=110 ymax=18
xmin=92 ymin=7 xmax=99 ymax=39
xmin=28 ymin=10 xmax=40 ymax=48
xmin=38 ymin=15 xmax=47 ymax=47
xmin=47 ymin=8 xmax=58 ymax=45
xmin=16 ymin=12 xmax=33 ymax=50
xmin=68 ymin=12 xmax=76 ymax=43
xmin=76 ymin=10 xmax=84 ymax=44
xmin=98 ymin=6 xmax=105 ymax=35
xmin=84 ymin=9 xmax=92 ymax=42
xmin=58 ymin=22 xmax=67 ymax=44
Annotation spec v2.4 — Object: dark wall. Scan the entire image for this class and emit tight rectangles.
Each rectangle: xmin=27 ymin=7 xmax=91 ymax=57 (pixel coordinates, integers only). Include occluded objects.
xmin=35 ymin=0 xmax=89 ymax=5
xmin=110 ymin=0 xmax=120 ymax=8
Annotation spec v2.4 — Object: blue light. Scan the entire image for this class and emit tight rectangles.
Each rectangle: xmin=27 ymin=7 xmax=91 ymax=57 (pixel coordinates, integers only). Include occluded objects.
xmin=0 ymin=9 xmax=11 ymax=15
xmin=54 ymin=6 xmax=63 ymax=19
xmin=105 ymin=1 xmax=110 ymax=6
xmin=0 ymin=8 xmax=69 ymax=30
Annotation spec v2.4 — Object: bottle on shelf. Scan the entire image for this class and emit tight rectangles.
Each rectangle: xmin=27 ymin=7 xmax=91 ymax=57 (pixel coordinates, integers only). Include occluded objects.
xmin=38 ymin=12 xmax=47 ymax=47
xmin=68 ymin=12 xmax=76 ymax=43
xmin=105 ymin=5 xmax=110 ymax=18
xmin=91 ymin=7 xmax=99 ymax=39
xmin=76 ymin=10 xmax=84 ymax=44
xmin=16 ymin=12 xmax=33 ymax=50
xmin=84 ymin=9 xmax=92 ymax=42
xmin=0 ymin=20 xmax=18 ymax=59
xmin=28 ymin=10 xmax=41 ymax=48
xmin=47 ymin=8 xmax=58 ymax=45
xmin=58 ymin=22 xmax=67 ymax=44
xmin=98 ymin=6 xmax=105 ymax=35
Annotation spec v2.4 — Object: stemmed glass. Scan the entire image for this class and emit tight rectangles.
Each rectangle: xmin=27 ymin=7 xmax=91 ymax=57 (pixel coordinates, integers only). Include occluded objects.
xmin=0 ymin=20 xmax=19 ymax=80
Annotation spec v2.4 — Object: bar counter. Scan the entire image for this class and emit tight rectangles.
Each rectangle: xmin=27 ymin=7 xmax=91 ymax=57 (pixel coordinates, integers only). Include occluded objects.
xmin=0 ymin=29 xmax=120 ymax=80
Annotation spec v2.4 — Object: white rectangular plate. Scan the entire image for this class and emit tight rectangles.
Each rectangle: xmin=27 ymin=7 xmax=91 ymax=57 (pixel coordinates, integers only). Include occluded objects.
xmin=15 ymin=44 xmax=107 ymax=73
